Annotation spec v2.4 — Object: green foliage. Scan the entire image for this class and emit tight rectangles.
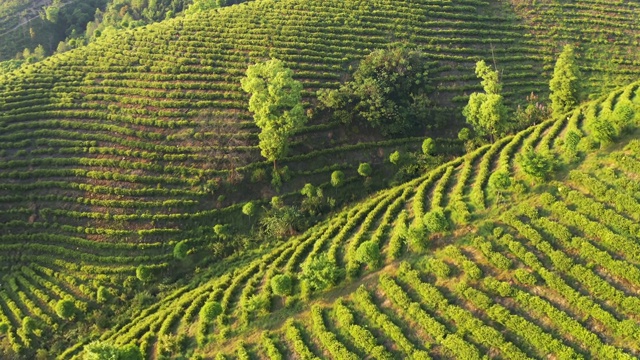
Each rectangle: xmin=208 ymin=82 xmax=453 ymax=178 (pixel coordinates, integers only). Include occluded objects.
xmin=516 ymin=146 xmax=554 ymax=182
xmin=135 ymin=265 xmax=153 ymax=282
xmin=310 ymin=305 xmax=360 ymax=360
xmin=488 ymin=170 xmax=512 ymax=203
xmin=270 ymin=274 xmax=293 ymax=297
xmin=261 ymin=332 xmax=284 ymax=360
xmin=186 ymin=0 xmax=225 ymax=14
xmin=251 ymin=168 xmax=268 ymax=183
xmin=389 ymin=150 xmax=401 ymax=165
xmin=284 ymin=319 xmax=317 ymax=359
xmin=243 ymin=294 xmax=271 ymax=318
xmin=563 ymin=130 xmax=581 ymax=160
xmin=550 ymin=45 xmax=582 ymax=117
xmin=330 ymin=170 xmax=345 ymax=188
xmin=2 ymin=1 xmax=640 ymax=357
xmin=300 ymin=185 xmax=327 ymax=217
xmin=589 ymin=118 xmax=617 ymax=146
xmin=213 ymin=224 xmax=230 ymax=239
xmin=300 ymin=254 xmax=342 ymax=291
xmin=173 ymin=240 xmax=188 ymax=260
xmin=301 ymin=183 xmax=316 ymax=198
xmin=422 ymin=138 xmax=435 ymax=156
xmin=242 ymin=202 xmax=256 ymax=217
xmin=489 ymin=170 xmax=512 ymax=192
xmin=426 ymin=258 xmax=450 ymax=278
xmin=118 ymin=344 xmax=143 ymax=360
xmin=406 ymin=224 xmax=429 ymax=253
xmin=97 ymin=286 xmax=110 ymax=304
xmin=463 ymin=60 xmax=508 ymax=140
xmin=610 ymin=100 xmax=636 ymax=134
xmin=241 ymin=59 xmax=307 ymax=168
xmin=357 ymin=162 xmax=372 ymax=177
xmin=84 ymin=341 xmax=143 ymax=360
xmin=513 ymin=268 xmax=537 ymax=286
xmin=270 ymin=196 xmax=283 ymax=209
xmin=22 ymin=316 xmax=37 ymax=335
xmin=270 ymin=165 xmax=291 ymax=189
xmin=355 ymin=240 xmax=381 ymax=269
xmin=0 ymin=59 xmax=23 ymax=75
xmin=0 ymin=321 xmax=9 ymax=334
xmin=514 ymin=92 xmax=549 ymax=129
xmin=260 ymin=205 xmax=301 ymax=239
xmin=45 ymin=5 xmax=60 ymax=23
xmin=200 ymin=301 xmax=222 ymax=323
xmin=319 ymin=45 xmax=432 ymax=136
xmin=84 ymin=341 xmax=121 ymax=360
xmin=55 ymin=298 xmax=76 ymax=320
xmin=388 ymin=210 xmax=409 ymax=260
xmin=422 ymin=207 xmax=449 ymax=233
xmin=458 ymin=128 xmax=471 ymax=141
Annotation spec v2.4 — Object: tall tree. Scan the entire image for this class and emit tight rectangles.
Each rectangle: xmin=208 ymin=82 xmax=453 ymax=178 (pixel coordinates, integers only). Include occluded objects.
xmin=242 ymin=201 xmax=256 ymax=226
xmin=549 ymin=45 xmax=581 ymax=117
xmin=318 ymin=45 xmax=433 ymax=136
xmin=241 ymin=59 xmax=307 ymax=170
xmin=462 ymin=60 xmax=508 ymax=141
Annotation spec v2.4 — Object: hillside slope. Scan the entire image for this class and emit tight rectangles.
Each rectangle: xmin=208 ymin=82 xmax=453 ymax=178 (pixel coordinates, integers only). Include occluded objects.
xmin=0 ymin=0 xmax=547 ymax=288
xmin=59 ymin=80 xmax=640 ymax=359
xmin=2 ymin=0 xmax=639 ymax=265
xmin=0 ymin=0 xmax=193 ymax=62
xmin=511 ymin=0 xmax=640 ymax=96
xmin=2 ymin=0 xmax=640 ymax=357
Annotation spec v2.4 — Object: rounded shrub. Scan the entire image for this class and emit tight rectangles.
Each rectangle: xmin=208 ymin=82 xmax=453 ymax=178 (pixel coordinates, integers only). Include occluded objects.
xmin=356 ymin=240 xmax=381 ymax=269
xmin=242 ymin=201 xmax=256 ymax=217
xmin=422 ymin=207 xmax=450 ymax=233
xmin=422 ymin=137 xmax=435 ymax=155
xmin=407 ymin=223 xmax=429 ymax=253
xmin=136 ymin=265 xmax=153 ymax=282
xmin=358 ymin=162 xmax=372 ymax=177
xmin=173 ymin=240 xmax=189 ymax=260
xmin=271 ymin=274 xmax=293 ymax=297
xmin=300 ymin=254 xmax=342 ymax=291
xmin=56 ymin=298 xmax=76 ymax=320
xmin=97 ymin=286 xmax=110 ymax=304
xmin=331 ymin=170 xmax=345 ymax=188
xmin=200 ymin=301 xmax=222 ymax=323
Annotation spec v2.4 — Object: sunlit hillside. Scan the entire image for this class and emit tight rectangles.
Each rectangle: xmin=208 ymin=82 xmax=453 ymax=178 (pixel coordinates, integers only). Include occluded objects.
xmin=73 ymin=81 xmax=640 ymax=359
xmin=1 ymin=0 xmax=640 ymax=358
